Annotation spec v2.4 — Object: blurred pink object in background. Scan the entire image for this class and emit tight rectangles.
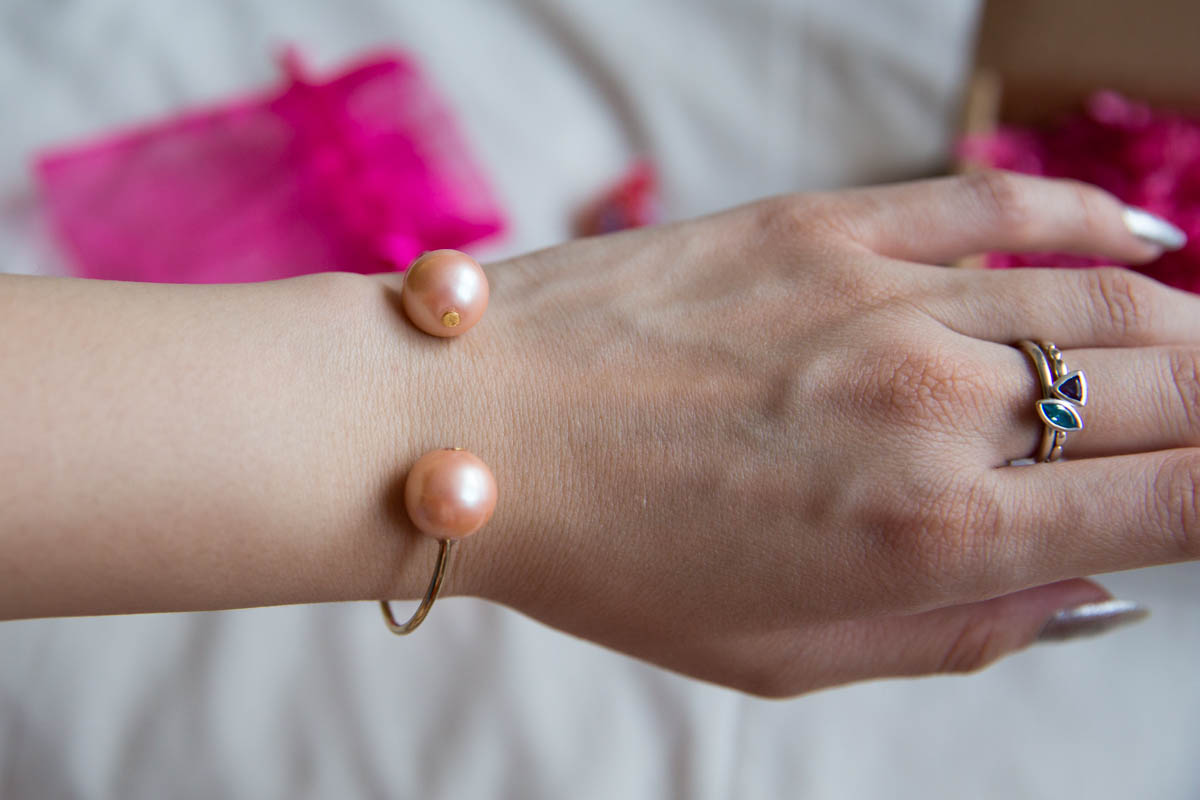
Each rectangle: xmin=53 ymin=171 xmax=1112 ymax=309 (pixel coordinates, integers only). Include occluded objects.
xmin=958 ymin=91 xmax=1200 ymax=292
xmin=35 ymin=48 xmax=505 ymax=283
xmin=573 ymin=160 xmax=658 ymax=237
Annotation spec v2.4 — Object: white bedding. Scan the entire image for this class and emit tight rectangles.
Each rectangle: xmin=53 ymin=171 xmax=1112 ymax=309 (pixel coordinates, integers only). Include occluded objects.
xmin=0 ymin=1 xmax=1197 ymax=797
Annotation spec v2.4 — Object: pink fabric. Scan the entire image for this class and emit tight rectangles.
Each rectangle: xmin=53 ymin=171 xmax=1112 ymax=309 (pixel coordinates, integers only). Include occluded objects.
xmin=35 ymin=49 xmax=505 ymax=283
xmin=574 ymin=160 xmax=659 ymax=236
xmin=958 ymin=91 xmax=1200 ymax=292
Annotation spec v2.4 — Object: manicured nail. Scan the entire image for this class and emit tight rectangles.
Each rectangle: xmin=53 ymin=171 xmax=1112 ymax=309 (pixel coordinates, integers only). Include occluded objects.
xmin=1037 ymin=599 xmax=1149 ymax=643
xmin=1122 ymin=206 xmax=1187 ymax=251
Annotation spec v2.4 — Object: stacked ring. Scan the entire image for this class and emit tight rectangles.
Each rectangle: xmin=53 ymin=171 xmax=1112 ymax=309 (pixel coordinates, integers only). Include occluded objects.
xmin=1017 ymin=339 xmax=1089 ymax=463
xmin=381 ymin=250 xmax=496 ymax=636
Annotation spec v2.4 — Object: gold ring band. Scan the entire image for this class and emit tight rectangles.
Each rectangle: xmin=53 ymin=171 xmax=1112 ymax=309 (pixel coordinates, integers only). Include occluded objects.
xmin=1040 ymin=341 xmax=1068 ymax=461
xmin=1019 ymin=340 xmax=1063 ymax=461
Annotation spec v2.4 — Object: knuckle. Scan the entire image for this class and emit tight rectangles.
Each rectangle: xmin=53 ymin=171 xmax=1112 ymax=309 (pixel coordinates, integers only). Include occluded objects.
xmin=966 ymin=170 xmax=1037 ymax=238
xmin=936 ymin=617 xmax=1009 ymax=674
xmin=757 ymin=194 xmax=833 ymax=242
xmin=1151 ymin=454 xmax=1200 ymax=558
xmin=918 ymin=481 xmax=1004 ymax=585
xmin=859 ymin=347 xmax=990 ymax=427
xmin=1066 ymin=179 xmax=1111 ymax=243
xmin=1087 ymin=266 xmax=1159 ymax=340
xmin=754 ymin=193 xmax=885 ymax=264
xmin=873 ymin=475 xmax=1005 ymax=599
xmin=1166 ymin=349 xmax=1200 ymax=437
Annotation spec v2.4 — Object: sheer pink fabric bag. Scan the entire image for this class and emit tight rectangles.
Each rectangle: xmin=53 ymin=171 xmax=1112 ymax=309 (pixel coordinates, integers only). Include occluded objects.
xmin=36 ymin=49 xmax=505 ymax=283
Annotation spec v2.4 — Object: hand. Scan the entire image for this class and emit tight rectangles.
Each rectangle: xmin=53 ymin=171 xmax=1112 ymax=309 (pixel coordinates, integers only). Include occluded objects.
xmin=378 ymin=172 xmax=1199 ymax=697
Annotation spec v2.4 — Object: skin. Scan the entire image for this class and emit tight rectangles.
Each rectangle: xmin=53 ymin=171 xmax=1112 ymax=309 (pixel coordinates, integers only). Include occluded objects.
xmin=3 ymin=171 xmax=1199 ymax=698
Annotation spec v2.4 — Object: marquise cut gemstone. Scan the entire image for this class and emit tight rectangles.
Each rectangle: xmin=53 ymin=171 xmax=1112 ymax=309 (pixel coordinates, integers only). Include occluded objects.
xmin=1037 ymin=399 xmax=1083 ymax=432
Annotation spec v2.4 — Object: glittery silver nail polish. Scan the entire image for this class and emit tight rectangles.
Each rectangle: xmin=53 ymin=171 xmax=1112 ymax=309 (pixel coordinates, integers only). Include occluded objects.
xmin=1037 ymin=599 xmax=1150 ymax=643
xmin=1122 ymin=206 xmax=1187 ymax=251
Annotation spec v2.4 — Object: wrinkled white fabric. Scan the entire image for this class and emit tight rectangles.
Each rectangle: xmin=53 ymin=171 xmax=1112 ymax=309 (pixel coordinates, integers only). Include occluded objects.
xmin=0 ymin=1 xmax=1197 ymax=797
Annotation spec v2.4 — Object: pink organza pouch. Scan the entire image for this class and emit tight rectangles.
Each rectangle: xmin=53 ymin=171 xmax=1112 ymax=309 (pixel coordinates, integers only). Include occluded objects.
xmin=35 ymin=49 xmax=505 ymax=283
xmin=958 ymin=91 xmax=1200 ymax=292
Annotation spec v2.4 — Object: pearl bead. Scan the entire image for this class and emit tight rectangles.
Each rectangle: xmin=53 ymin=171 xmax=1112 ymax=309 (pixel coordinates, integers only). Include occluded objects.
xmin=404 ymin=448 xmax=497 ymax=540
xmin=401 ymin=250 xmax=489 ymax=337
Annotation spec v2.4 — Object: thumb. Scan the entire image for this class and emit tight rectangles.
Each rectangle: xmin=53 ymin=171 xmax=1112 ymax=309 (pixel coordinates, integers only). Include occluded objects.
xmin=666 ymin=580 xmax=1148 ymax=698
xmin=864 ymin=578 xmax=1148 ymax=679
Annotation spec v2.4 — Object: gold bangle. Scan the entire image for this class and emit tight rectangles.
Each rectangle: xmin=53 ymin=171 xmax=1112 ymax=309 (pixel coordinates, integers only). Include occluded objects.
xmin=381 ymin=249 xmax=495 ymax=636
xmin=380 ymin=539 xmax=454 ymax=635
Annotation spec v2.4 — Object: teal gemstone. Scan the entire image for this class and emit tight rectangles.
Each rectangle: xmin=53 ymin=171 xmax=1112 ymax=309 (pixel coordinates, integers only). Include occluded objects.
xmin=1037 ymin=399 xmax=1082 ymax=432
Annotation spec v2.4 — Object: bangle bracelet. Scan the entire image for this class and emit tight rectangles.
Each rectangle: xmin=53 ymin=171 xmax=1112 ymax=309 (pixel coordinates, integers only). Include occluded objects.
xmin=380 ymin=250 xmax=496 ymax=635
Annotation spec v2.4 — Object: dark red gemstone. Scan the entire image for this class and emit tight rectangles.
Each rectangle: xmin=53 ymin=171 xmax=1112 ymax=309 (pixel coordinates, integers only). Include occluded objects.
xmin=1058 ymin=374 xmax=1083 ymax=402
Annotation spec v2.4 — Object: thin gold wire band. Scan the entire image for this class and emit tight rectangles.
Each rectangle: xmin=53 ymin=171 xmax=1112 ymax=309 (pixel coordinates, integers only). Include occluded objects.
xmin=1018 ymin=340 xmax=1060 ymax=461
xmin=1039 ymin=340 xmax=1068 ymax=461
xmin=380 ymin=538 xmax=454 ymax=635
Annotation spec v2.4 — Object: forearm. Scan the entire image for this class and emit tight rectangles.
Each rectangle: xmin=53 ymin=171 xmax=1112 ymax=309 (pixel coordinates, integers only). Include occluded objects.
xmin=0 ymin=272 xmax=479 ymax=619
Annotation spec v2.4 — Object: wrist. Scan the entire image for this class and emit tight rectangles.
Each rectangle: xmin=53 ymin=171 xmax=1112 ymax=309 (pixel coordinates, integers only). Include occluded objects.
xmin=351 ymin=267 xmax=542 ymax=606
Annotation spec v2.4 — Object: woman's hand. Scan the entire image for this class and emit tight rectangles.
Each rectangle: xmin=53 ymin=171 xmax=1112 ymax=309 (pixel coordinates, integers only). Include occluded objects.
xmin=371 ymin=171 xmax=1200 ymax=697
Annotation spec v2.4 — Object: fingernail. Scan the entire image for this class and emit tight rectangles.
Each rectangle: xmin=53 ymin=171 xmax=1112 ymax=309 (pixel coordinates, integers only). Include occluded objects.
xmin=1122 ymin=206 xmax=1187 ymax=251
xmin=1037 ymin=598 xmax=1149 ymax=643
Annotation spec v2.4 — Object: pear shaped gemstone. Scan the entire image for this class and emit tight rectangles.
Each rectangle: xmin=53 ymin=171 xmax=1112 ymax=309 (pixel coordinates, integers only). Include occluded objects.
xmin=1052 ymin=370 xmax=1088 ymax=406
xmin=1037 ymin=398 xmax=1083 ymax=432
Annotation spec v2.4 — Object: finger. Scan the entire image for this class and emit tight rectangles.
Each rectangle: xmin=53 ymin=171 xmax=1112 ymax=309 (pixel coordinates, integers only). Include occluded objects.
xmin=740 ymin=579 xmax=1137 ymax=697
xmin=846 ymin=580 xmax=1138 ymax=678
xmin=926 ymin=264 xmax=1200 ymax=347
xmin=987 ymin=344 xmax=1200 ymax=462
xmin=828 ymin=171 xmax=1181 ymax=265
xmin=1000 ymin=448 xmax=1200 ymax=585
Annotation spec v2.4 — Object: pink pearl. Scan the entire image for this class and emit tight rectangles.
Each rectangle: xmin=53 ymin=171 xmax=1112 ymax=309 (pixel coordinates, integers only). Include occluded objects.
xmin=401 ymin=250 xmax=489 ymax=337
xmin=404 ymin=448 xmax=497 ymax=540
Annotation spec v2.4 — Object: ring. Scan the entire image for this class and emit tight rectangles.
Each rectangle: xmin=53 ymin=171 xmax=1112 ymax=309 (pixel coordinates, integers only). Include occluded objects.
xmin=1017 ymin=339 xmax=1088 ymax=462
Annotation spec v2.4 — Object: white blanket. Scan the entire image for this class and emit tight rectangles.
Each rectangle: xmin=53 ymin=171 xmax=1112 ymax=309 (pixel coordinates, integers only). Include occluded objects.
xmin=1 ymin=1 xmax=1197 ymax=797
